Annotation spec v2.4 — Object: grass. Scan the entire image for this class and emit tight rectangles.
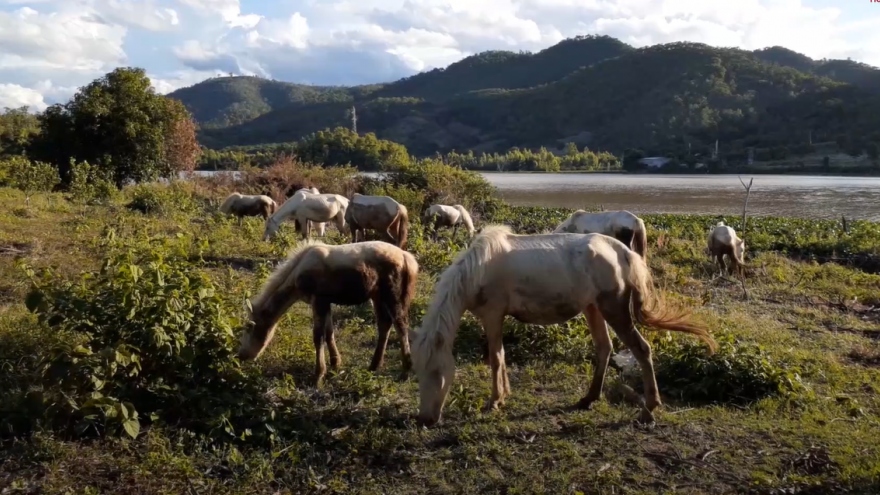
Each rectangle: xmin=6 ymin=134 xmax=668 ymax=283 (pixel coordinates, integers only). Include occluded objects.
xmin=1 ymin=183 xmax=879 ymax=494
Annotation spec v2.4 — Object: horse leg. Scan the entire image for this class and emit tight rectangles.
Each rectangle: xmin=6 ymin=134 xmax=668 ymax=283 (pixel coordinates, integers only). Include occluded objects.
xmin=576 ymin=304 xmax=613 ymax=409
xmin=715 ymin=253 xmax=726 ymax=276
xmin=311 ymin=301 xmax=331 ymax=387
xmin=324 ymin=306 xmax=342 ymax=371
xmin=368 ymin=297 xmax=393 ymax=372
xmin=452 ymin=223 xmax=459 ymax=239
xmin=392 ymin=308 xmax=412 ymax=380
xmin=599 ymin=294 xmax=661 ymax=424
xmin=480 ymin=312 xmax=508 ymax=411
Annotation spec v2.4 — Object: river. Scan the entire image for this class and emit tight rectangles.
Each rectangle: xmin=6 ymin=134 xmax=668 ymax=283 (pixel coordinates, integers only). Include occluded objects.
xmin=192 ymin=171 xmax=880 ymax=221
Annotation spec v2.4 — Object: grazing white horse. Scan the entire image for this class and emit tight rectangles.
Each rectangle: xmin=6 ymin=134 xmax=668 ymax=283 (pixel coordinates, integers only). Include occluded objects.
xmin=411 ymin=225 xmax=716 ymax=427
xmin=423 ymin=204 xmax=475 ymax=239
xmin=263 ymin=190 xmax=348 ymax=241
xmin=554 ymin=210 xmax=649 ymax=259
xmin=345 ymin=193 xmax=410 ymax=249
xmin=219 ymin=192 xmax=277 ymax=222
xmin=291 ymin=187 xmax=322 ymax=234
xmin=707 ymin=221 xmax=745 ymax=275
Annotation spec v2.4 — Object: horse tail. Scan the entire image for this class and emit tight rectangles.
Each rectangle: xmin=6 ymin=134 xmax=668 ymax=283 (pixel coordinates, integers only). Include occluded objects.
xmin=397 ymin=206 xmax=409 ymax=250
xmin=268 ymin=199 xmax=277 ymax=216
xmin=624 ymin=250 xmax=718 ymax=353
xmin=632 ymin=216 xmax=648 ymax=260
xmin=219 ymin=193 xmax=240 ymax=214
xmin=455 ymin=205 xmax=475 ymax=236
xmin=400 ymin=250 xmax=419 ymax=312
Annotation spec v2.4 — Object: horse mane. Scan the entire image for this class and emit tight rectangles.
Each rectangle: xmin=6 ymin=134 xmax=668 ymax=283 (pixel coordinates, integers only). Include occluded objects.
xmin=249 ymin=239 xmax=327 ymax=313
xmin=453 ymin=205 xmax=475 ymax=235
xmin=219 ymin=192 xmax=242 ymax=213
xmin=412 ymin=224 xmax=513 ymax=372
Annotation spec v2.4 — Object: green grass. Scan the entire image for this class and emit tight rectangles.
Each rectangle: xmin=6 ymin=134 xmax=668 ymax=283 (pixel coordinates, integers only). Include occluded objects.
xmin=1 ymin=185 xmax=879 ymax=494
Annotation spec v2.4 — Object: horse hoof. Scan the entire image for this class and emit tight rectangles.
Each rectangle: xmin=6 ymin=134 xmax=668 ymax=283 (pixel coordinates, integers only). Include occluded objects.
xmin=482 ymin=400 xmax=502 ymax=412
xmin=574 ymin=397 xmax=597 ymax=410
xmin=415 ymin=415 xmax=438 ymax=427
xmin=396 ymin=372 xmax=410 ymax=382
xmin=636 ymin=409 xmax=656 ymax=425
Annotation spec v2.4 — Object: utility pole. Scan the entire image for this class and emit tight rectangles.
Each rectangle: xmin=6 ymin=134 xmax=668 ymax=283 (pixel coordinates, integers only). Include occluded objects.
xmin=350 ymin=105 xmax=357 ymax=134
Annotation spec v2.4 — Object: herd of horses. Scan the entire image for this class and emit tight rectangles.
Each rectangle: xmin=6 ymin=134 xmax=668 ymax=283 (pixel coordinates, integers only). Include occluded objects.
xmin=221 ymin=188 xmax=746 ymax=426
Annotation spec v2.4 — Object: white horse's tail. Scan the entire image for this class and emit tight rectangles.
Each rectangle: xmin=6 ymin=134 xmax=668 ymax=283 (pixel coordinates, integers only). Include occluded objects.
xmin=632 ymin=216 xmax=648 ymax=260
xmin=219 ymin=193 xmax=241 ymax=214
xmin=623 ymin=249 xmax=718 ymax=353
xmin=454 ymin=205 xmax=475 ymax=236
xmin=411 ymin=224 xmax=512 ymax=372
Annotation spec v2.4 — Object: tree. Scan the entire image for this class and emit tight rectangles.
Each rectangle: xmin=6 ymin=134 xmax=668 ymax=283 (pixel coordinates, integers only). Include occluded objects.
xmin=0 ymin=107 xmax=40 ymax=157
xmin=6 ymin=156 xmax=60 ymax=209
xmin=31 ymin=67 xmax=200 ymax=187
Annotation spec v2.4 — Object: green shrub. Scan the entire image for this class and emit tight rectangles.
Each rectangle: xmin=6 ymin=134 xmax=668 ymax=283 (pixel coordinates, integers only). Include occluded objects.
xmin=19 ymin=246 xmax=269 ymax=441
xmin=125 ymin=182 xmax=204 ymax=215
xmin=653 ymin=332 xmax=808 ymax=405
xmin=67 ymin=159 xmax=117 ymax=205
xmin=4 ymin=156 xmax=60 ymax=207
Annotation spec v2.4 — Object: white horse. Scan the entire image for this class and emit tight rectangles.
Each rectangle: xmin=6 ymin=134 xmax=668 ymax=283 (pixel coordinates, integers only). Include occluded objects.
xmin=291 ymin=187 xmax=322 ymax=234
xmin=263 ymin=190 xmax=348 ymax=241
xmin=219 ymin=192 xmax=277 ymax=223
xmin=707 ymin=221 xmax=745 ymax=275
xmin=554 ymin=210 xmax=649 ymax=259
xmin=410 ymin=225 xmax=716 ymax=427
xmin=423 ymin=204 xmax=475 ymax=239
xmin=344 ymin=193 xmax=410 ymax=249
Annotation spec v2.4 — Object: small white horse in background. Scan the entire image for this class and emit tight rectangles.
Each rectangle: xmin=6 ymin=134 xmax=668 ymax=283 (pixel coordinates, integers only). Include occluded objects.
xmin=291 ymin=187 xmax=322 ymax=234
xmin=345 ymin=193 xmax=410 ymax=249
xmin=263 ymin=190 xmax=348 ymax=241
xmin=707 ymin=221 xmax=745 ymax=276
xmin=410 ymin=225 xmax=717 ymax=427
xmin=423 ymin=204 xmax=475 ymax=240
xmin=554 ymin=210 xmax=649 ymax=259
xmin=219 ymin=192 xmax=277 ymax=223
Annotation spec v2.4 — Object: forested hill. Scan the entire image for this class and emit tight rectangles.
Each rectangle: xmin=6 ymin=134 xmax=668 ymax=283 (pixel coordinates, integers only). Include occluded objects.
xmin=167 ymin=36 xmax=880 ymax=158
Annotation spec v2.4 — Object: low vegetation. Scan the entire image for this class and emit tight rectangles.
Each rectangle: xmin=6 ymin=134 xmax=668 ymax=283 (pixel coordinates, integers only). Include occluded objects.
xmin=0 ymin=157 xmax=878 ymax=493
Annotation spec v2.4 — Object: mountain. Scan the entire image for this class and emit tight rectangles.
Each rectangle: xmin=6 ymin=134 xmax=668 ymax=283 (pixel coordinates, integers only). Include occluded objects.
xmin=167 ymin=36 xmax=880 ymax=157
xmin=753 ymin=46 xmax=880 ymax=90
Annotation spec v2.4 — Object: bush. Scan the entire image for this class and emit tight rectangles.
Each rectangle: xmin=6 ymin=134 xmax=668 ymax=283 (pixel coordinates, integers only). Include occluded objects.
xmin=67 ymin=159 xmax=117 ymax=205
xmin=4 ymin=156 xmax=60 ymax=207
xmin=19 ymin=244 xmax=269 ymax=440
xmin=125 ymin=182 xmax=205 ymax=215
xmin=383 ymin=158 xmax=499 ymax=217
xmin=653 ymin=332 xmax=807 ymax=405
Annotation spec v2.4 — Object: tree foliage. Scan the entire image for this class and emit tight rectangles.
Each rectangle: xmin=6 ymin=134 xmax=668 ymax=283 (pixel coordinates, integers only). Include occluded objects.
xmin=0 ymin=107 xmax=40 ymax=157
xmin=31 ymin=67 xmax=200 ymax=187
xmin=5 ymin=156 xmax=60 ymax=207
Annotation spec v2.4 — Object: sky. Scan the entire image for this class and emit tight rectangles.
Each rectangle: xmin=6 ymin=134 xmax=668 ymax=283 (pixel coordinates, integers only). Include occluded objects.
xmin=1 ymin=0 xmax=879 ymax=111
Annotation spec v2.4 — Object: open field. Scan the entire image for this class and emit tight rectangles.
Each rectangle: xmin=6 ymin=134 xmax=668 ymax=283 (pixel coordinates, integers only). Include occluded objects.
xmin=1 ymin=178 xmax=880 ymax=494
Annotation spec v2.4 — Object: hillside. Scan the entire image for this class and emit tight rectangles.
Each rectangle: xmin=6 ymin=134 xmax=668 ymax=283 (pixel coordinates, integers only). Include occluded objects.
xmin=169 ymin=36 xmax=880 ymax=157
xmin=167 ymin=76 xmax=368 ymax=129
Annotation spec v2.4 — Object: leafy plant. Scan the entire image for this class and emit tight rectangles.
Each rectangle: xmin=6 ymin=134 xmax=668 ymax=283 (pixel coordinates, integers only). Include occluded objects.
xmin=653 ymin=332 xmax=808 ymax=405
xmin=20 ymin=245 xmax=267 ymax=440
xmin=67 ymin=159 xmax=117 ymax=205
xmin=5 ymin=156 xmax=60 ymax=208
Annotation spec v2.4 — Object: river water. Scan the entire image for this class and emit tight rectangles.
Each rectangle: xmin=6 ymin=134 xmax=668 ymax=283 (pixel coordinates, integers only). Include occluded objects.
xmin=193 ymin=171 xmax=880 ymax=221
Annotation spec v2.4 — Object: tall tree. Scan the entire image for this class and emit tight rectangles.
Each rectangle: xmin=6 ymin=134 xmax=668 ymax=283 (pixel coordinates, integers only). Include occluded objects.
xmin=0 ymin=107 xmax=40 ymax=157
xmin=32 ymin=67 xmax=200 ymax=186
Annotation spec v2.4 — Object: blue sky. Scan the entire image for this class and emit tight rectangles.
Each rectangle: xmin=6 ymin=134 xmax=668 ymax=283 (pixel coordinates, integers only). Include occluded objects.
xmin=1 ymin=0 xmax=878 ymax=111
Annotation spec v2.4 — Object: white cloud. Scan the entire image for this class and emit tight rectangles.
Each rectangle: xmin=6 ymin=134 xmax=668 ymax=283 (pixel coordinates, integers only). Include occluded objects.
xmin=1 ymin=0 xmax=879 ymax=112
xmin=0 ymin=83 xmax=47 ymax=110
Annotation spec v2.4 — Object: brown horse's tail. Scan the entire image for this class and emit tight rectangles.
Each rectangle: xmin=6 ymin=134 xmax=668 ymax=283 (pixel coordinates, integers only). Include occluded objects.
xmin=396 ymin=206 xmax=409 ymax=250
xmin=625 ymin=250 xmax=717 ymax=353
xmin=632 ymin=217 xmax=648 ymax=260
xmin=400 ymin=250 xmax=419 ymax=311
